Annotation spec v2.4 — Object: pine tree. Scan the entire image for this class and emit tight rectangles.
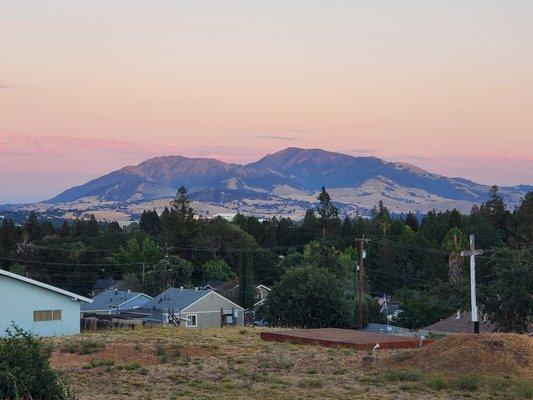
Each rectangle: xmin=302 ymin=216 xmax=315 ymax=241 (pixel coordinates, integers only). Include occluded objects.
xmin=404 ymin=212 xmax=419 ymax=232
xmin=88 ymin=214 xmax=99 ymax=236
xmin=24 ymin=211 xmax=41 ymax=241
xmin=316 ymin=186 xmax=339 ymax=239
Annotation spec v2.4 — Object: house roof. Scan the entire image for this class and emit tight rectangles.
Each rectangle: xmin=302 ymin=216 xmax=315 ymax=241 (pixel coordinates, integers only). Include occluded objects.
xmin=421 ymin=310 xmax=496 ymax=334
xmin=143 ymin=288 xmax=245 ymax=312
xmin=143 ymin=288 xmax=213 ymax=311
xmin=0 ymin=269 xmax=92 ymax=303
xmin=81 ymin=289 xmax=151 ymax=311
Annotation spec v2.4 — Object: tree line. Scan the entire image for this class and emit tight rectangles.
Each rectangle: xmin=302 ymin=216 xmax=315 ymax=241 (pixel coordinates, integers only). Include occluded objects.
xmin=0 ymin=185 xmax=531 ymax=332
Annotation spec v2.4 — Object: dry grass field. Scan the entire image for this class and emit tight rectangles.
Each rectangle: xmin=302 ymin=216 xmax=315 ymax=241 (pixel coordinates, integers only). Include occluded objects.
xmin=48 ymin=327 xmax=533 ymax=400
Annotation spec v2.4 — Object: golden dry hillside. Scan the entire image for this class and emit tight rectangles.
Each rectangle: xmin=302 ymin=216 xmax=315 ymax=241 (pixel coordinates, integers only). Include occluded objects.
xmin=48 ymin=327 xmax=533 ymax=400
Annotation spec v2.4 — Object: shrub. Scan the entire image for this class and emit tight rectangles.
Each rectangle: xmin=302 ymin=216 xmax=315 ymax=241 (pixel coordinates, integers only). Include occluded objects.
xmin=90 ymin=358 xmax=115 ymax=368
xmin=61 ymin=338 xmax=103 ymax=355
xmin=298 ymin=378 xmax=325 ymax=388
xmin=453 ymin=373 xmax=479 ymax=392
xmin=122 ymin=362 xmax=141 ymax=370
xmin=426 ymin=374 xmax=446 ymax=390
xmin=385 ymin=369 xmax=422 ymax=382
xmin=513 ymin=380 xmax=533 ymax=399
xmin=0 ymin=324 xmax=73 ymax=399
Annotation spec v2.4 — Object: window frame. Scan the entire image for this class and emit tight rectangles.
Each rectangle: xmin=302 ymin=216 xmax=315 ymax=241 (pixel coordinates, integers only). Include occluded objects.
xmin=186 ymin=314 xmax=197 ymax=328
xmin=33 ymin=309 xmax=62 ymax=322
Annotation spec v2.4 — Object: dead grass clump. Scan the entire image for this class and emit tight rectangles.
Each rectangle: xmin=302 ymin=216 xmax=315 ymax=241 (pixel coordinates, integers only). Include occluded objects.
xmin=391 ymin=333 xmax=533 ymax=378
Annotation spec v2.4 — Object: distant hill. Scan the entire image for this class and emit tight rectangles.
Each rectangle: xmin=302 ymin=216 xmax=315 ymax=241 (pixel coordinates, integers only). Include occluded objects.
xmin=11 ymin=147 xmax=532 ymax=219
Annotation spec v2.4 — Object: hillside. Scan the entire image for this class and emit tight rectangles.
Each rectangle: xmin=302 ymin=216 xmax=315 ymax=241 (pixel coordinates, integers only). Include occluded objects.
xmin=6 ymin=148 xmax=531 ymax=219
xmin=48 ymin=327 xmax=532 ymax=399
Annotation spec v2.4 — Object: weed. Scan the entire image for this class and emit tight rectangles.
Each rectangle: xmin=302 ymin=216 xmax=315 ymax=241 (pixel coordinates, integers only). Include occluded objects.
xmin=61 ymin=339 xmax=104 ymax=355
xmin=298 ymin=378 xmax=325 ymax=388
xmin=385 ymin=369 xmax=422 ymax=382
xmin=512 ymin=379 xmax=533 ymax=399
xmin=275 ymin=356 xmax=295 ymax=370
xmin=452 ymin=373 xmax=479 ymax=392
xmin=122 ymin=362 xmax=141 ymax=370
xmin=399 ymin=382 xmax=420 ymax=392
xmin=90 ymin=359 xmax=115 ymax=368
xmin=425 ymin=374 xmax=446 ymax=390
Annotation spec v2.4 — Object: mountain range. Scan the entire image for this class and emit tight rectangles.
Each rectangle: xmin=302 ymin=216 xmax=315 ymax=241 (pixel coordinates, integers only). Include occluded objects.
xmin=7 ymin=148 xmax=532 ymax=220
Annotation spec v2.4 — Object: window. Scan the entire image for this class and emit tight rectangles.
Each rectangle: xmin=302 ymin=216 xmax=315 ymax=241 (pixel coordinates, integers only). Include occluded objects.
xmin=186 ymin=314 xmax=197 ymax=327
xmin=33 ymin=310 xmax=62 ymax=322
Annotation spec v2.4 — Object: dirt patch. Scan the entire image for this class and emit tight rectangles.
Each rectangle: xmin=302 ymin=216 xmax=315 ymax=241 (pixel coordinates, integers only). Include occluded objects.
xmin=387 ymin=333 xmax=533 ymax=378
xmin=51 ymin=343 xmax=159 ymax=367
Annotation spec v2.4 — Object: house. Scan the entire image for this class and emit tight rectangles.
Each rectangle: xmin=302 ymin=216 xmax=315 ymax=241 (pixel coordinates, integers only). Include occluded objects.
xmin=419 ymin=310 xmax=496 ymax=335
xmin=254 ymin=284 xmax=271 ymax=307
xmin=0 ymin=269 xmax=91 ymax=337
xmin=81 ymin=289 xmax=152 ymax=315
xmin=226 ymin=284 xmax=271 ymax=308
xmin=137 ymin=287 xmax=245 ymax=327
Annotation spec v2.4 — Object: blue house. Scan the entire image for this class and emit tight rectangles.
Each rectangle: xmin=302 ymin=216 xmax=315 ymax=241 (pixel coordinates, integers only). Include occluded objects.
xmin=0 ymin=269 xmax=92 ymax=337
xmin=81 ymin=289 xmax=152 ymax=315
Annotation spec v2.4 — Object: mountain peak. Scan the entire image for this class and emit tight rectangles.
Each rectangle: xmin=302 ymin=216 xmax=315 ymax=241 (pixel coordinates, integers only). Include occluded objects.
xmin=45 ymin=148 xmax=527 ymax=214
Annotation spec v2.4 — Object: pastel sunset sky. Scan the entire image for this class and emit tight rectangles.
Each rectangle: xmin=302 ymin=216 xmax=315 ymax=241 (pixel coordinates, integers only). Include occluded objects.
xmin=1 ymin=1 xmax=532 ymax=203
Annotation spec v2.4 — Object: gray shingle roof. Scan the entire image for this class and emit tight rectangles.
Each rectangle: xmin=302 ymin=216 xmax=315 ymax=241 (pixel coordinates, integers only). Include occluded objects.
xmin=82 ymin=289 xmax=147 ymax=311
xmin=143 ymin=288 xmax=211 ymax=312
xmin=421 ymin=310 xmax=496 ymax=334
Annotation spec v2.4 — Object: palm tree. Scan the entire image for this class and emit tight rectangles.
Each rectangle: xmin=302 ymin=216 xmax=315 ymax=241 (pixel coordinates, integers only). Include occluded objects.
xmin=442 ymin=227 xmax=468 ymax=284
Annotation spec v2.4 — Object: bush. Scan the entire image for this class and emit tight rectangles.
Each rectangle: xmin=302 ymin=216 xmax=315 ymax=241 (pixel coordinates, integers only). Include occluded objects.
xmin=513 ymin=380 xmax=533 ymax=399
xmin=61 ymin=338 xmax=103 ymax=355
xmin=426 ymin=374 xmax=446 ymax=390
xmin=385 ymin=369 xmax=422 ymax=382
xmin=0 ymin=324 xmax=73 ymax=399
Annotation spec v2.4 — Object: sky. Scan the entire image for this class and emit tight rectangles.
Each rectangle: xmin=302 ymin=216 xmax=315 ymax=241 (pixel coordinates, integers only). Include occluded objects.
xmin=1 ymin=1 xmax=533 ymax=203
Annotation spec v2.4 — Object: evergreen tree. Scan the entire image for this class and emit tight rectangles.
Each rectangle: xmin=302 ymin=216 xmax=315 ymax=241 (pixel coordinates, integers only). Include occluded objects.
xmin=316 ymin=186 xmax=339 ymax=239
xmin=513 ymin=191 xmax=533 ymax=246
xmin=482 ymin=247 xmax=533 ymax=333
xmin=239 ymin=251 xmax=254 ymax=309
xmin=24 ymin=212 xmax=41 ymax=241
xmin=59 ymin=221 xmax=70 ymax=237
xmin=404 ymin=212 xmax=419 ymax=232
xmin=480 ymin=186 xmax=511 ymax=238
xmin=88 ymin=214 xmax=99 ymax=236
xmin=140 ymin=210 xmax=162 ymax=235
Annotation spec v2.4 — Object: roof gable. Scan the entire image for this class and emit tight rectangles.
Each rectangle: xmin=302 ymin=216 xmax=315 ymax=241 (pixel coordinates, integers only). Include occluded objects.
xmin=0 ymin=269 xmax=92 ymax=303
xmin=143 ymin=288 xmax=212 ymax=311
xmin=82 ymin=289 xmax=151 ymax=311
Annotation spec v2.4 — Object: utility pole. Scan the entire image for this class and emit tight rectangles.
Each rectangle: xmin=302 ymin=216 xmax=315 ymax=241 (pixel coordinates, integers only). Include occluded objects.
xmin=355 ymin=235 xmax=369 ymax=330
xmin=163 ymin=244 xmax=170 ymax=289
xmin=461 ymin=234 xmax=484 ymax=334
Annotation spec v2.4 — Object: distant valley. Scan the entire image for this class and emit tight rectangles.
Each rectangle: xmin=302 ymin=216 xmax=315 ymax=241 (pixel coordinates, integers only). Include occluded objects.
xmin=2 ymin=148 xmax=531 ymax=221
